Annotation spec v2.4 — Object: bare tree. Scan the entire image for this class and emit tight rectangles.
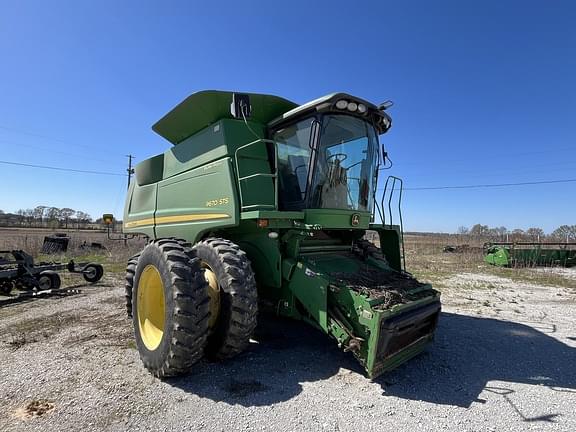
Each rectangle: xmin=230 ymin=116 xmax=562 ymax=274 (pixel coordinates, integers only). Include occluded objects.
xmin=60 ymin=208 xmax=75 ymax=229
xmin=526 ymin=227 xmax=545 ymax=242
xmin=33 ymin=205 xmax=48 ymax=227
xmin=469 ymin=224 xmax=489 ymax=238
xmin=16 ymin=209 xmax=26 ymax=226
xmin=510 ymin=229 xmax=525 ymax=242
xmin=24 ymin=209 xmax=34 ymax=227
xmin=75 ymin=211 xmax=91 ymax=229
xmin=551 ymin=225 xmax=576 ymax=241
xmin=45 ymin=207 xmax=60 ymax=228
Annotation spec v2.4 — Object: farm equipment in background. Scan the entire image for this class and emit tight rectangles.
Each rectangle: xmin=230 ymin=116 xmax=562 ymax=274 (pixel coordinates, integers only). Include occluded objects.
xmin=484 ymin=242 xmax=576 ymax=267
xmin=0 ymin=250 xmax=104 ymax=303
xmin=41 ymin=233 xmax=70 ymax=253
xmin=41 ymin=233 xmax=108 ymax=254
xmin=121 ymin=90 xmax=441 ymax=380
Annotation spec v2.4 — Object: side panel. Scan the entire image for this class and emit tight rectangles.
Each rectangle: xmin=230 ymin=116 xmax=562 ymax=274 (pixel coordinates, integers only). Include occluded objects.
xmin=162 ymin=119 xmax=266 ymax=180
xmin=123 ymin=181 xmax=156 ymax=238
xmin=287 ymin=261 xmax=328 ymax=331
xmin=371 ymin=224 xmax=402 ymax=272
xmin=163 ymin=121 xmax=228 ymax=179
xmin=154 ymin=158 xmax=239 ymax=242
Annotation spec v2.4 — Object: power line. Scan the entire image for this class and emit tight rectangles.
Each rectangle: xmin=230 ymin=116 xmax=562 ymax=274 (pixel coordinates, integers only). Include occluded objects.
xmin=394 ymin=146 xmax=576 ymax=167
xmin=0 ymin=159 xmax=124 ymax=176
xmin=384 ymin=178 xmax=576 ymax=191
xmin=4 ymin=158 xmax=575 ymax=190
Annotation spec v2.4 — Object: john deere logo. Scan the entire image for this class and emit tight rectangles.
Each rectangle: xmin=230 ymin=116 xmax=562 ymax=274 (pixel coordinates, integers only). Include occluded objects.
xmin=351 ymin=214 xmax=360 ymax=226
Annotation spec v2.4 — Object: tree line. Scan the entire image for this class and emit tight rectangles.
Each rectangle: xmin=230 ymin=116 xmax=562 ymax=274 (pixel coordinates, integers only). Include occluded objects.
xmin=0 ymin=206 xmax=94 ymax=229
xmin=457 ymin=224 xmax=576 ymax=242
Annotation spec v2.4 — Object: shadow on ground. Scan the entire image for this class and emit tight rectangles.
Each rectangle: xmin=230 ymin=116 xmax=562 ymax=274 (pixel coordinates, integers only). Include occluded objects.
xmin=168 ymin=316 xmax=358 ymax=406
xmin=169 ymin=312 xmax=576 ymax=411
xmin=380 ymin=312 xmax=576 ymax=413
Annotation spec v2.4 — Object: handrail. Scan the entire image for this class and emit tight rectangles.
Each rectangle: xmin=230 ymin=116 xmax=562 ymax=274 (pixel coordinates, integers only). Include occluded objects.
xmin=234 ymin=138 xmax=278 ymax=211
xmin=381 ymin=175 xmax=406 ymax=271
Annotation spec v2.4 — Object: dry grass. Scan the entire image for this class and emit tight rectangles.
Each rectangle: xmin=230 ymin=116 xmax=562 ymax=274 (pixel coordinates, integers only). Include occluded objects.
xmin=0 ymin=227 xmax=146 ymax=276
xmin=403 ymin=234 xmax=484 ymax=287
xmin=2 ymin=228 xmax=573 ymax=293
xmin=403 ymin=234 xmax=576 ymax=290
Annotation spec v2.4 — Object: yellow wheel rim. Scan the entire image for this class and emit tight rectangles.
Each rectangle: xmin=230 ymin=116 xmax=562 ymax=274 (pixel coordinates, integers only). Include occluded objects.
xmin=202 ymin=263 xmax=220 ymax=328
xmin=137 ymin=265 xmax=165 ymax=351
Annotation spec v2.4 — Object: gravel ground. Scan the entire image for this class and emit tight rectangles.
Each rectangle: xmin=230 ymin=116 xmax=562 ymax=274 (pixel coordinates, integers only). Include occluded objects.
xmin=1 ymin=269 xmax=575 ymax=432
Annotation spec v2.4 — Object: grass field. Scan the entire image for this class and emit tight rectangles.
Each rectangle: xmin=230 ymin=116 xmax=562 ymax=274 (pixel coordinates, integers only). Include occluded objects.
xmin=403 ymin=233 xmax=576 ymax=290
xmin=2 ymin=227 xmax=574 ymax=291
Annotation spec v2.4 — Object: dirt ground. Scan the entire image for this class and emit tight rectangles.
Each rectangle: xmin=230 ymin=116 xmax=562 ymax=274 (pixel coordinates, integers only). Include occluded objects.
xmin=1 ymin=239 xmax=575 ymax=431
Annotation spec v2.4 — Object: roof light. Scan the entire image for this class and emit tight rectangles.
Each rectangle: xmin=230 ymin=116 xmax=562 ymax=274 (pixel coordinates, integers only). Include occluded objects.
xmin=335 ymin=99 xmax=348 ymax=109
xmin=357 ymin=103 xmax=367 ymax=114
xmin=347 ymin=102 xmax=358 ymax=112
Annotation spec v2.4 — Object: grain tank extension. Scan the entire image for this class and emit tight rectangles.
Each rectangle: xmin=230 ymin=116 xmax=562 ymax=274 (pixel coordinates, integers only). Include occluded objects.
xmin=123 ymin=90 xmax=440 ymax=379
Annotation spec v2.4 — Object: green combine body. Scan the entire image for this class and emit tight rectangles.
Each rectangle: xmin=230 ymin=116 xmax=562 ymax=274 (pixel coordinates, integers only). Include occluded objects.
xmin=122 ymin=90 xmax=440 ymax=379
xmin=484 ymin=242 xmax=576 ymax=267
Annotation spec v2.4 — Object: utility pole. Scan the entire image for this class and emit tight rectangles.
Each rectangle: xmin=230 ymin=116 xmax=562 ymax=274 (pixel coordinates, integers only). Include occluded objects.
xmin=125 ymin=154 xmax=135 ymax=247
xmin=126 ymin=155 xmax=134 ymax=189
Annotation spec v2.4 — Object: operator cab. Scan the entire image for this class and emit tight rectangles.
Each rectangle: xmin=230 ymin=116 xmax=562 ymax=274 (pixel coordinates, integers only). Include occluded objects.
xmin=268 ymin=94 xmax=391 ymax=213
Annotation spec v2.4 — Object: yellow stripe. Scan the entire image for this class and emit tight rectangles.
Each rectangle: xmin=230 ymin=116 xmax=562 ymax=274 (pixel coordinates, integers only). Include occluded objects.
xmin=125 ymin=217 xmax=155 ymax=228
xmin=125 ymin=213 xmax=230 ymax=228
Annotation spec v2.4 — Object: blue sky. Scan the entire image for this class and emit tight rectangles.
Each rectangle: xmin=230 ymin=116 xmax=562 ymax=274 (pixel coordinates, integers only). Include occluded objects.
xmin=0 ymin=0 xmax=574 ymax=233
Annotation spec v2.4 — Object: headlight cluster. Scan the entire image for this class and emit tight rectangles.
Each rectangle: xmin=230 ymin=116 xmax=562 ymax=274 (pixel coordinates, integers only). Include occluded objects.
xmin=335 ymin=99 xmax=367 ymax=114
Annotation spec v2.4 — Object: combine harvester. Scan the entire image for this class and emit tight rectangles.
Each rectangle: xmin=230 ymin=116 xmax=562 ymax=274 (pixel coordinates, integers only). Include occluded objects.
xmin=484 ymin=242 xmax=576 ymax=267
xmin=120 ymin=90 xmax=441 ymax=379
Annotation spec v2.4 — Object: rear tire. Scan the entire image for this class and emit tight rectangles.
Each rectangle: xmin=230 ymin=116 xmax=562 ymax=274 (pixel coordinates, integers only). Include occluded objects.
xmin=125 ymin=254 xmax=140 ymax=317
xmin=132 ymin=239 xmax=210 ymax=377
xmin=193 ymin=237 xmax=258 ymax=360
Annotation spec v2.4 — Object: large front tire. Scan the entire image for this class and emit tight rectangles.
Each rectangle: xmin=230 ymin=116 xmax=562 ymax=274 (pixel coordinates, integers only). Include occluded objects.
xmin=193 ymin=238 xmax=258 ymax=360
xmin=132 ymin=239 xmax=210 ymax=377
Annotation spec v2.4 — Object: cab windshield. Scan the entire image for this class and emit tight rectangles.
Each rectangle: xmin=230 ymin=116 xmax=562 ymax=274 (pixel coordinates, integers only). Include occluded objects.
xmin=273 ymin=114 xmax=379 ymax=212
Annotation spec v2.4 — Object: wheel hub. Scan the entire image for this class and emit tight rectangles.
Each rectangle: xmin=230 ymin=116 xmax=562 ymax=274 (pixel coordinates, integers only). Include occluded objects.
xmin=202 ymin=263 xmax=220 ymax=328
xmin=37 ymin=275 xmax=51 ymax=290
xmin=137 ymin=265 xmax=165 ymax=350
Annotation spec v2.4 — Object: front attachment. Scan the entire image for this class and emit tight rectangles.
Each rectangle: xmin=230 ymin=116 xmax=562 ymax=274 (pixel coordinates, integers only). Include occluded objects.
xmin=287 ymin=253 xmax=440 ymax=379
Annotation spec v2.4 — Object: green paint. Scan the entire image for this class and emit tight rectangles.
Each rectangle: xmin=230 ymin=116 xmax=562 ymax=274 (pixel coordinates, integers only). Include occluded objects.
xmin=153 ymin=90 xmax=297 ymax=144
xmin=123 ymin=90 xmax=441 ymax=378
xmin=484 ymin=246 xmax=511 ymax=266
xmin=485 ymin=244 xmax=576 ymax=267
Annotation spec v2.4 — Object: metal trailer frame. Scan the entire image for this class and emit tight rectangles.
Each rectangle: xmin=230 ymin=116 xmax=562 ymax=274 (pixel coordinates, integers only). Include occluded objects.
xmin=0 ymin=250 xmax=104 ymax=299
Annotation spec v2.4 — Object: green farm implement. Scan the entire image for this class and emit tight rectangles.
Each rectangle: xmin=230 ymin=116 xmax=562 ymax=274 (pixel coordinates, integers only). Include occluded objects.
xmin=484 ymin=242 xmax=576 ymax=267
xmin=120 ymin=90 xmax=440 ymax=379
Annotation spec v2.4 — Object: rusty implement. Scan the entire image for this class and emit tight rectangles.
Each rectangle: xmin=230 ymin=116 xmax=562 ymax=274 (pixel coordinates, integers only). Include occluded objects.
xmin=0 ymin=250 xmax=104 ymax=303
